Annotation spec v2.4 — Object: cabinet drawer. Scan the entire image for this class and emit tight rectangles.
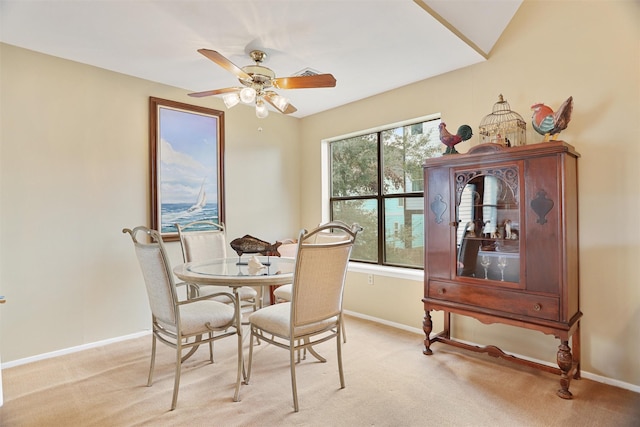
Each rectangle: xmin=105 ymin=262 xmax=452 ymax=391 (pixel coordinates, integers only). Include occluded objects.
xmin=427 ymin=280 xmax=559 ymax=321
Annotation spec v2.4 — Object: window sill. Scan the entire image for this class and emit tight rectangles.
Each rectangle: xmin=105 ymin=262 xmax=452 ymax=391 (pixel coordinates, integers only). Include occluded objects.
xmin=348 ymin=262 xmax=423 ymax=282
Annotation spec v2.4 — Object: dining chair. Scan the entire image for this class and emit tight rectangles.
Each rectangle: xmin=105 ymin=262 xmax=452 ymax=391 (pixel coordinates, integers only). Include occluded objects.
xmin=123 ymin=226 xmax=241 ymax=411
xmin=246 ymin=221 xmax=362 ymax=412
xmin=176 ymin=220 xmax=261 ymax=311
xmin=272 ymin=222 xmax=355 ymax=342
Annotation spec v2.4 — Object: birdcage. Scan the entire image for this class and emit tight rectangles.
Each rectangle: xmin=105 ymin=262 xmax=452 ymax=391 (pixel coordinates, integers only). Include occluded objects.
xmin=478 ymin=94 xmax=526 ymax=147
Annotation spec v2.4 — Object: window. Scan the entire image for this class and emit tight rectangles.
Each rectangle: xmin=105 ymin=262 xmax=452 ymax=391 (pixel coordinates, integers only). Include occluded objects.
xmin=328 ymin=116 xmax=441 ymax=268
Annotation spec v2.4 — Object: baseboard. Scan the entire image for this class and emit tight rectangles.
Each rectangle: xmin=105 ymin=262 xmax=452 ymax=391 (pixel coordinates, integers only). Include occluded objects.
xmin=343 ymin=309 xmax=424 ymax=334
xmin=4 ymin=314 xmax=639 ymax=395
xmin=343 ymin=310 xmax=640 ymax=394
xmin=1 ymin=330 xmax=150 ymax=369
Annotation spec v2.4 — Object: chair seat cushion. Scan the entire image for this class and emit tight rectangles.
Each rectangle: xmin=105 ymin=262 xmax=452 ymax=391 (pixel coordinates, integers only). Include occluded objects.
xmin=159 ymin=300 xmax=236 ymax=336
xmin=249 ymin=302 xmax=337 ymax=338
xmin=197 ymin=285 xmax=258 ymax=303
xmin=273 ymin=284 xmax=292 ymax=301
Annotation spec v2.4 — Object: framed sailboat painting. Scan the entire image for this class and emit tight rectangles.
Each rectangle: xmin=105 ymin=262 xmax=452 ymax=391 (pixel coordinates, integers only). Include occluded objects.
xmin=149 ymin=97 xmax=225 ymax=240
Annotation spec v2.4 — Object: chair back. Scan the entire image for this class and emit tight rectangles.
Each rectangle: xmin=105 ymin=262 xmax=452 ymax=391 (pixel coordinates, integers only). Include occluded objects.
xmin=291 ymin=222 xmax=361 ymax=327
xmin=312 ymin=229 xmax=352 ymax=244
xmin=123 ymin=226 xmax=178 ymax=326
xmin=176 ymin=221 xmax=226 ymax=262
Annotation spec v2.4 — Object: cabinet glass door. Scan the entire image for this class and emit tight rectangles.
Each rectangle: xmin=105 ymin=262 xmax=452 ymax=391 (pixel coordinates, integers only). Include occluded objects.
xmin=455 ymin=167 xmax=520 ymax=283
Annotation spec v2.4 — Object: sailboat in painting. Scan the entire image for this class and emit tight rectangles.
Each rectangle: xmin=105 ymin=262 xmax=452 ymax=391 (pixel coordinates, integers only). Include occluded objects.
xmin=187 ymin=179 xmax=207 ymax=213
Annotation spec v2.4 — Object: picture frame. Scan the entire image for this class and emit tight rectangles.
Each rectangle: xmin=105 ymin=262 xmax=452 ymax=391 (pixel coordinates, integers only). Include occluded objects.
xmin=149 ymin=97 xmax=225 ymax=241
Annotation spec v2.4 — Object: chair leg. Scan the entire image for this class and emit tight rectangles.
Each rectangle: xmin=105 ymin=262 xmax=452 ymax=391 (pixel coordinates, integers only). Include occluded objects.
xmin=171 ymin=345 xmax=183 ymax=411
xmin=246 ymin=328 xmax=255 ymax=384
xmin=304 ymin=337 xmax=326 ymax=363
xmin=337 ymin=326 xmax=345 ymax=389
xmin=250 ymin=293 xmax=263 ymax=346
xmin=341 ymin=318 xmax=347 ymax=343
xmin=209 ymin=332 xmax=214 ymax=363
xmin=147 ymin=333 xmax=157 ymax=386
xmin=181 ymin=335 xmax=202 ymax=363
xmin=290 ymin=343 xmax=299 ymax=412
xmin=233 ymin=321 xmax=243 ymax=402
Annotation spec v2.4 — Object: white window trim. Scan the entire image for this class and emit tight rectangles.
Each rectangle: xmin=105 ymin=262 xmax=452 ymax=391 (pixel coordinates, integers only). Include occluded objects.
xmin=348 ymin=261 xmax=423 ymax=282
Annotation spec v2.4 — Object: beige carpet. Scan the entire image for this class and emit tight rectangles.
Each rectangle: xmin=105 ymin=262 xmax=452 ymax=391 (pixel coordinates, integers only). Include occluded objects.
xmin=1 ymin=316 xmax=638 ymax=426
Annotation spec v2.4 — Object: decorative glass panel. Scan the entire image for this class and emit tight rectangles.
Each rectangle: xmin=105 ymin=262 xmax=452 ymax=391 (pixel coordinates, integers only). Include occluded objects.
xmin=455 ymin=168 xmax=520 ymax=283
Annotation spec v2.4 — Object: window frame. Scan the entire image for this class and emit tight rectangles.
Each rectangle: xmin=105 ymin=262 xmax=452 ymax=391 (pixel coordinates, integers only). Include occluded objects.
xmin=322 ymin=114 xmax=441 ymax=270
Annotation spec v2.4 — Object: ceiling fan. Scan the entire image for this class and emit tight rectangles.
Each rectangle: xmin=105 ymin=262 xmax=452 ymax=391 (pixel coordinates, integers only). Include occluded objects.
xmin=188 ymin=49 xmax=337 ymax=118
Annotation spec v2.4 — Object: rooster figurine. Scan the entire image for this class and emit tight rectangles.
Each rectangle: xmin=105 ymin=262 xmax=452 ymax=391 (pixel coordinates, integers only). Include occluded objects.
xmin=439 ymin=123 xmax=473 ymax=154
xmin=531 ymin=96 xmax=573 ymax=142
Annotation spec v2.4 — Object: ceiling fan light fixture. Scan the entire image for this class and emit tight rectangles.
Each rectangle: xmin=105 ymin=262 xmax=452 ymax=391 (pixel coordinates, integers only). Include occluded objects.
xmin=190 ymin=48 xmax=336 ymax=116
xmin=272 ymin=94 xmax=290 ymax=111
xmin=255 ymin=99 xmax=269 ymax=118
xmin=222 ymin=93 xmax=240 ymax=108
xmin=240 ymin=87 xmax=256 ymax=104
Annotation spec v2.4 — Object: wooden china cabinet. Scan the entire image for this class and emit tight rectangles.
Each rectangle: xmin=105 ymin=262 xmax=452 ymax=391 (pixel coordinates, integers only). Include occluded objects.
xmin=422 ymin=141 xmax=581 ymax=399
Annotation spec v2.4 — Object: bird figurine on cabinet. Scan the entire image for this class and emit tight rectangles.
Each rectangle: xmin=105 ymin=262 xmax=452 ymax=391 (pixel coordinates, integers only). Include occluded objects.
xmin=531 ymin=96 xmax=573 ymax=142
xmin=439 ymin=123 xmax=473 ymax=154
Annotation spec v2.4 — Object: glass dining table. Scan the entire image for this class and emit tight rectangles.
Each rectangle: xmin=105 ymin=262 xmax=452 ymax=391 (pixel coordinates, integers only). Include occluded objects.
xmin=173 ymin=256 xmax=295 ymax=402
xmin=174 ymin=256 xmax=295 ymax=287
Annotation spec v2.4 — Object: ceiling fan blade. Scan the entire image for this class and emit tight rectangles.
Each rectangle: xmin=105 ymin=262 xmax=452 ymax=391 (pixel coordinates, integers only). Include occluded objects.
xmin=263 ymin=92 xmax=298 ymax=114
xmin=197 ymin=49 xmax=251 ymax=80
xmin=272 ymin=74 xmax=337 ymax=89
xmin=188 ymin=87 xmax=241 ymax=98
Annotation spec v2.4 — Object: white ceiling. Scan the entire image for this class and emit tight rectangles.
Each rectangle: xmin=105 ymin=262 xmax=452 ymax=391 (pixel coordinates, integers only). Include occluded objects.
xmin=0 ymin=0 xmax=522 ymax=118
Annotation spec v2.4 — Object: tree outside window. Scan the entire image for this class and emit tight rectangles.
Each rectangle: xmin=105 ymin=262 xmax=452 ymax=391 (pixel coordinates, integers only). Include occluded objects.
xmin=329 ymin=118 xmax=441 ymax=268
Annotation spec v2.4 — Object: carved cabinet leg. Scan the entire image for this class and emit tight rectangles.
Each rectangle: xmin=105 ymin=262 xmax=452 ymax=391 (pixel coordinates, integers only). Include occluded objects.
xmin=556 ymin=340 xmax=574 ymax=399
xmin=423 ymin=311 xmax=433 ymax=355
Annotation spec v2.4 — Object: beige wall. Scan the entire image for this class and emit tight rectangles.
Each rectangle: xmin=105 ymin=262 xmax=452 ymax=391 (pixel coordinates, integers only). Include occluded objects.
xmin=0 ymin=44 xmax=301 ymax=361
xmin=0 ymin=0 xmax=638 ymax=390
xmin=301 ymin=0 xmax=639 ymax=388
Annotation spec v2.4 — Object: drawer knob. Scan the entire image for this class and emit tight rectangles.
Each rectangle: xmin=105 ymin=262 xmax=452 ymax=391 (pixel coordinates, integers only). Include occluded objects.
xmin=438 ymin=288 xmax=446 ymax=295
xmin=533 ymin=303 xmax=541 ymax=311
